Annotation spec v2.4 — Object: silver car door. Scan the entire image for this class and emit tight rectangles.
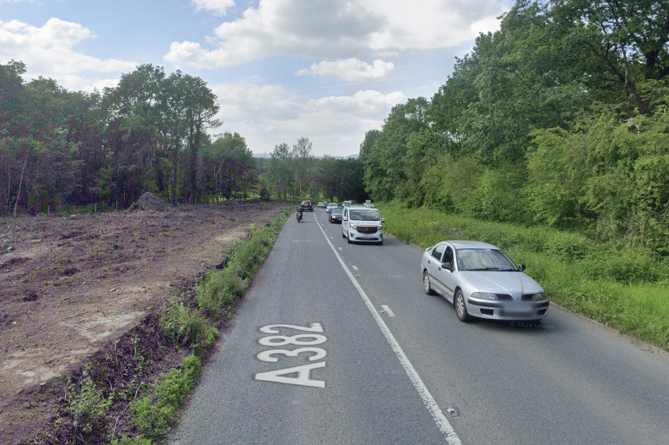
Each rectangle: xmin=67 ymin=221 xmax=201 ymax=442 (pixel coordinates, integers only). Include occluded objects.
xmin=426 ymin=243 xmax=446 ymax=294
xmin=438 ymin=246 xmax=458 ymax=301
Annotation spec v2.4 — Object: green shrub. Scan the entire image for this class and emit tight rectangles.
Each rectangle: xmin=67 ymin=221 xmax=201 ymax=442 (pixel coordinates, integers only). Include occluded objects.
xmin=130 ymin=355 xmax=202 ymax=441
xmin=65 ymin=375 xmax=113 ymax=435
xmin=160 ymin=303 xmax=218 ymax=355
xmin=544 ymin=231 xmax=593 ymax=260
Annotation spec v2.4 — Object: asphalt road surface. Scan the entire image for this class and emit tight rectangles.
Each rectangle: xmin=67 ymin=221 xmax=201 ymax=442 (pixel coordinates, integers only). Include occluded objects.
xmin=170 ymin=209 xmax=669 ymax=445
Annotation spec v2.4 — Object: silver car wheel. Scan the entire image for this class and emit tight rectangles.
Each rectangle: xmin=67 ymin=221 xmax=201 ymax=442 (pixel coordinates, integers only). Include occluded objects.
xmin=423 ymin=270 xmax=434 ymax=295
xmin=454 ymin=290 xmax=470 ymax=322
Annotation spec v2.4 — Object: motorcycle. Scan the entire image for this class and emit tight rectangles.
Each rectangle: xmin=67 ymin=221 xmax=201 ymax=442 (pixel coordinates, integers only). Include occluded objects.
xmin=296 ymin=208 xmax=303 ymax=222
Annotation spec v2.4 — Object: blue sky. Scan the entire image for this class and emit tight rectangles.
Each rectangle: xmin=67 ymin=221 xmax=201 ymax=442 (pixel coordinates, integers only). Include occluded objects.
xmin=1 ymin=0 xmax=512 ymax=157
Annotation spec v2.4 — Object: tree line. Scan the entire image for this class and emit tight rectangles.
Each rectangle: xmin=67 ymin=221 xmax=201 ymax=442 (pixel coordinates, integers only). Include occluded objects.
xmin=1 ymin=60 xmax=368 ymax=216
xmin=259 ymin=137 xmax=367 ymax=204
xmin=0 ymin=62 xmax=258 ymax=215
xmin=360 ymin=0 xmax=669 ymax=255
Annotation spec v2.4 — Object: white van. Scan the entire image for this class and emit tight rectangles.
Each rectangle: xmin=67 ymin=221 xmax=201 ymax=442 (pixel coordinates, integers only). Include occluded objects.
xmin=342 ymin=206 xmax=384 ymax=245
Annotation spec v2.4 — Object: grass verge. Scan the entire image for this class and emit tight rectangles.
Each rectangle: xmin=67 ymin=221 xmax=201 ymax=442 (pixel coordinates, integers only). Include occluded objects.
xmin=377 ymin=202 xmax=669 ymax=350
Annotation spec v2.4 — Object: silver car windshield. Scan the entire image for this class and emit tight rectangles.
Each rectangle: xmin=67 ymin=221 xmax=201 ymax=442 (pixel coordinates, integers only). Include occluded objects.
xmin=349 ymin=209 xmax=381 ymax=221
xmin=456 ymin=249 xmax=518 ymax=271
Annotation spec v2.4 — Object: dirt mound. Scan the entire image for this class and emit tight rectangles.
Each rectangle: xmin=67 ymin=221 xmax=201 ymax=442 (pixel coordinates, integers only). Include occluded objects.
xmin=126 ymin=192 xmax=171 ymax=212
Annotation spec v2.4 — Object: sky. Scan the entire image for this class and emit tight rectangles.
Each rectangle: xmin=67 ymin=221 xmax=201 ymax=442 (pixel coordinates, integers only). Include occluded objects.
xmin=1 ymin=0 xmax=512 ymax=158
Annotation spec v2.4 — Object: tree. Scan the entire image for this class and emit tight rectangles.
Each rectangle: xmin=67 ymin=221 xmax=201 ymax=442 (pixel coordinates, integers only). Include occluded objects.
xmin=549 ymin=0 xmax=669 ymax=115
xmin=268 ymin=143 xmax=293 ymax=200
xmin=203 ymin=132 xmax=255 ymax=199
xmin=292 ymin=137 xmax=315 ymax=198
xmin=364 ymin=98 xmax=429 ymax=202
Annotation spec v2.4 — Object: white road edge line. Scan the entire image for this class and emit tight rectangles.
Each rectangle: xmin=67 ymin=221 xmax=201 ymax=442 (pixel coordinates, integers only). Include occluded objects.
xmin=314 ymin=216 xmax=461 ymax=445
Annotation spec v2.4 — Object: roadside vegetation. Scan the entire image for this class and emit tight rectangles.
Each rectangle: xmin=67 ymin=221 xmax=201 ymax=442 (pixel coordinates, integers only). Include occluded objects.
xmin=378 ymin=202 xmax=669 ymax=350
xmin=39 ymin=209 xmax=289 ymax=445
xmin=357 ymin=0 xmax=669 ymax=352
xmin=4 ymin=0 xmax=669 ymax=442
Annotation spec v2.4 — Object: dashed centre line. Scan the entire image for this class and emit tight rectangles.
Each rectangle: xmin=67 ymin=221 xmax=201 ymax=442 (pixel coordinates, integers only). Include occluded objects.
xmin=351 ymin=265 xmax=359 ymax=271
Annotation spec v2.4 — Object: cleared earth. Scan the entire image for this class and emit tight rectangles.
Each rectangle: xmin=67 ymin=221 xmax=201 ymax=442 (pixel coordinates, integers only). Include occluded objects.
xmin=0 ymin=194 xmax=287 ymax=444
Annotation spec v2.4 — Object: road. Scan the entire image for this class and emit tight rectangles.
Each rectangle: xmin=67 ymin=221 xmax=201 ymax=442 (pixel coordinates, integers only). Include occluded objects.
xmin=170 ymin=209 xmax=669 ymax=445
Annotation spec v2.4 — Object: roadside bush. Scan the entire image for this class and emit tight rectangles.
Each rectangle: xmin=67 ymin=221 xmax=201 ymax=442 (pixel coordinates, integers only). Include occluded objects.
xmin=130 ymin=355 xmax=202 ymax=441
xmin=63 ymin=374 xmax=113 ymax=437
xmin=544 ymin=231 xmax=593 ymax=260
xmin=579 ymin=247 xmax=664 ymax=283
xmin=160 ymin=303 xmax=218 ymax=356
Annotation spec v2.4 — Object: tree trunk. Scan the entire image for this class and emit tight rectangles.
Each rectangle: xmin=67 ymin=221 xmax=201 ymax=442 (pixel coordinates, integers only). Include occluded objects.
xmin=13 ymin=153 xmax=28 ymax=217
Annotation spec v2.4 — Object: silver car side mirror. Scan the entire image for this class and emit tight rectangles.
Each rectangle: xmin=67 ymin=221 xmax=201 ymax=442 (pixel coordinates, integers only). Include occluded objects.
xmin=441 ymin=262 xmax=454 ymax=271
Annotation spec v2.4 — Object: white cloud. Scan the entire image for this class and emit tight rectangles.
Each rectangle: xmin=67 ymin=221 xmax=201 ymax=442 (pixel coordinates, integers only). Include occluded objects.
xmin=211 ymin=82 xmax=405 ymax=156
xmin=191 ymin=0 xmax=236 ymax=15
xmin=0 ymin=18 xmax=136 ymax=91
xmin=165 ymin=0 xmax=509 ymax=69
xmin=296 ymin=58 xmax=395 ymax=81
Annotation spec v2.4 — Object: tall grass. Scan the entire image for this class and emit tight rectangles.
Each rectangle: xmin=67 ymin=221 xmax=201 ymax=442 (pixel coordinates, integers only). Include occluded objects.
xmin=377 ymin=202 xmax=669 ymax=350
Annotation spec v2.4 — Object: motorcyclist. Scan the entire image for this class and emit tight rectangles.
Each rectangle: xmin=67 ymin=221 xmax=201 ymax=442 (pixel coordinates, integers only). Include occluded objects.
xmin=296 ymin=203 xmax=304 ymax=222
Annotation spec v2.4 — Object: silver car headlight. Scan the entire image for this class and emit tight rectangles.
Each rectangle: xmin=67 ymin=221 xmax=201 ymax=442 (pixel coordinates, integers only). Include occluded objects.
xmin=471 ymin=292 xmax=498 ymax=301
xmin=350 ymin=223 xmax=357 ymax=230
xmin=531 ymin=292 xmax=546 ymax=301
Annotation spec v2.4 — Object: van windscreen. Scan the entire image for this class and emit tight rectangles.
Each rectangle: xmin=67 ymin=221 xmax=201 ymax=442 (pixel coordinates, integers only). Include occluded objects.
xmin=350 ymin=209 xmax=381 ymax=221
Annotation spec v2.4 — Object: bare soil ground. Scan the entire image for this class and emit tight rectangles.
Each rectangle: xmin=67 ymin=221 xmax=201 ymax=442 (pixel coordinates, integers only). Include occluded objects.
xmin=0 ymin=194 xmax=287 ymax=444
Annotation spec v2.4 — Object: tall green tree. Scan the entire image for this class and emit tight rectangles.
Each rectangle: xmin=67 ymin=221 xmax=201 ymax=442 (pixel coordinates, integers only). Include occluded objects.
xmin=549 ymin=0 xmax=669 ymax=115
xmin=182 ymin=74 xmax=221 ymax=202
xmin=202 ymin=132 xmax=255 ymax=199
xmin=268 ymin=142 xmax=293 ymax=201
xmin=364 ymin=98 xmax=429 ymax=202
xmin=292 ymin=137 xmax=315 ymax=198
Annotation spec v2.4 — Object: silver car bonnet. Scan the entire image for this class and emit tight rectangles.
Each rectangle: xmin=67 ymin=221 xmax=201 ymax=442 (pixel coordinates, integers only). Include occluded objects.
xmin=460 ymin=271 xmax=543 ymax=296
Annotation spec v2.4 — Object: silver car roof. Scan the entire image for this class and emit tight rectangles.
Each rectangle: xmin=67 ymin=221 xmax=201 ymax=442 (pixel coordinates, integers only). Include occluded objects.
xmin=443 ymin=240 xmax=499 ymax=250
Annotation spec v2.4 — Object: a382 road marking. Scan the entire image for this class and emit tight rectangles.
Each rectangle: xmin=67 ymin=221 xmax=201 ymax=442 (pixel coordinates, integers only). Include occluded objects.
xmin=254 ymin=323 xmax=327 ymax=388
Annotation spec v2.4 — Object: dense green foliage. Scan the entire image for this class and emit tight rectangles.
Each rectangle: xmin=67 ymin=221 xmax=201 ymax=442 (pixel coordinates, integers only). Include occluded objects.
xmin=362 ymin=0 xmax=669 ymax=256
xmin=0 ymin=62 xmax=260 ymax=214
xmin=1 ymin=58 xmax=366 ymax=213
xmin=256 ymin=138 xmax=368 ymax=204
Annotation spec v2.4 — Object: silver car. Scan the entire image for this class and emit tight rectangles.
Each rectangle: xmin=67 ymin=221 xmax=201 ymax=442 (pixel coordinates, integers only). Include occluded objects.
xmin=420 ymin=240 xmax=549 ymax=322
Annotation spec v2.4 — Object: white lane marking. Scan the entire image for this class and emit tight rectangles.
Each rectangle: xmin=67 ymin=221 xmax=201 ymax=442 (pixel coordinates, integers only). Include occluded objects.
xmin=338 ymin=247 xmax=342 ymax=251
xmin=352 ymin=265 xmax=359 ymax=271
xmin=314 ymin=217 xmax=461 ymax=444
xmin=381 ymin=305 xmax=395 ymax=317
